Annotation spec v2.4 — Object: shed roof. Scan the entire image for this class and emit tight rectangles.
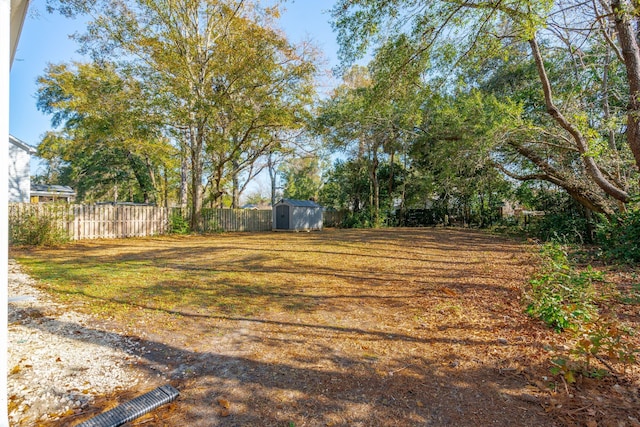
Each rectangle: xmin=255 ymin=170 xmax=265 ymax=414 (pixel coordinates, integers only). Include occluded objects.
xmin=278 ymin=198 xmax=321 ymax=208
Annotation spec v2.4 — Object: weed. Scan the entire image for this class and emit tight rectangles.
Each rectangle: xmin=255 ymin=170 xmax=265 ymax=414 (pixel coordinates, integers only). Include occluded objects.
xmin=527 ymin=243 xmax=639 ymax=382
xmin=525 ymin=243 xmax=602 ymax=332
xmin=572 ymin=316 xmax=638 ymax=374
xmin=9 ymin=206 xmax=71 ymax=246
xmin=595 ymin=209 xmax=640 ymax=263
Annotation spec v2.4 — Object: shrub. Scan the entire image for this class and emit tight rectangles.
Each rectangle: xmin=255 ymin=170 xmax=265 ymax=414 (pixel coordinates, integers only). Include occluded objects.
xmin=525 ymin=243 xmax=602 ymax=332
xmin=526 ymin=243 xmax=638 ymax=381
xmin=341 ymin=211 xmax=373 ymax=228
xmin=595 ymin=209 xmax=640 ymax=263
xmin=528 ymin=212 xmax=591 ymax=244
xmin=572 ymin=316 xmax=638 ymax=373
xmin=168 ymin=211 xmax=190 ymax=234
xmin=9 ymin=207 xmax=71 ymax=246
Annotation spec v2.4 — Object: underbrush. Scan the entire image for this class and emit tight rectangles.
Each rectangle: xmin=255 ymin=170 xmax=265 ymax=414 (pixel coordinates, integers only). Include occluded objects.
xmin=9 ymin=207 xmax=70 ymax=246
xmin=596 ymin=209 xmax=640 ymax=264
xmin=526 ymin=243 xmax=638 ymax=384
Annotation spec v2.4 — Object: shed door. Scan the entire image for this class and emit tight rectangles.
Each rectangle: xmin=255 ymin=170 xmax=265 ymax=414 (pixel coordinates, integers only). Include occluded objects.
xmin=276 ymin=205 xmax=289 ymax=229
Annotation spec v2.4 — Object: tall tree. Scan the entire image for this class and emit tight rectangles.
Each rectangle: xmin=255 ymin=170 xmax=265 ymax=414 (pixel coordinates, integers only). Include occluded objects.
xmin=36 ymin=62 xmax=175 ymax=203
xmin=280 ymin=155 xmax=322 ymax=201
xmin=58 ymin=0 xmax=316 ymax=229
xmin=332 ymin=0 xmax=639 ymax=211
xmin=316 ymin=38 xmax=424 ymax=225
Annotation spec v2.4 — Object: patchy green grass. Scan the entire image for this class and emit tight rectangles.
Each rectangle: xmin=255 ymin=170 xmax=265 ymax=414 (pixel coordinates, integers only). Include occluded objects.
xmin=11 ymin=232 xmax=385 ymax=321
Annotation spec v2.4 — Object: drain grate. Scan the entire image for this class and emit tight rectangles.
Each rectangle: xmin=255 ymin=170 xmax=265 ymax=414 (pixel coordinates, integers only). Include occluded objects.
xmin=75 ymin=385 xmax=179 ymax=427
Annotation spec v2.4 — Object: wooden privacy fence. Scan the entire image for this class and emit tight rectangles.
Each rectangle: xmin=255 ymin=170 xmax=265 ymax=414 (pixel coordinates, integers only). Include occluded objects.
xmin=9 ymin=204 xmax=345 ymax=241
xmin=9 ymin=203 xmax=171 ymax=240
xmin=322 ymin=211 xmax=345 ymax=227
xmin=197 ymin=208 xmax=273 ymax=233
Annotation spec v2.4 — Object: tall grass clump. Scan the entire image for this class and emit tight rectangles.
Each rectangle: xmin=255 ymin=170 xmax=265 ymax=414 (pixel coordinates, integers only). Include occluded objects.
xmin=9 ymin=207 xmax=70 ymax=246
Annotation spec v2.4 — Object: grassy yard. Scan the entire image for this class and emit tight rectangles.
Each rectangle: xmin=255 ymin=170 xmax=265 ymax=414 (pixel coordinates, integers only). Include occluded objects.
xmin=10 ymin=228 xmax=640 ymax=426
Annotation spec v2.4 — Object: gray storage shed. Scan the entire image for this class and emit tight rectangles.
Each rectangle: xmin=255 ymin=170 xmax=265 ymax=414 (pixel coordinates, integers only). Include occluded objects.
xmin=273 ymin=199 xmax=323 ymax=231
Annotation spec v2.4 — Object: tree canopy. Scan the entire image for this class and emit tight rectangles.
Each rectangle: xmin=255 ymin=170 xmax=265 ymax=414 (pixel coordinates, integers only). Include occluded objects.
xmin=35 ymin=0 xmax=640 ymax=236
xmin=38 ymin=0 xmax=317 ymax=228
xmin=329 ymin=0 xmax=640 ymax=219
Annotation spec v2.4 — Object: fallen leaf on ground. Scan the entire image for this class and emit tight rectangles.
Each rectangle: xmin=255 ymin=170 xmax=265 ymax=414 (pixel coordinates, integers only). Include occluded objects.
xmin=439 ymin=287 xmax=458 ymax=297
xmin=216 ymin=397 xmax=230 ymax=409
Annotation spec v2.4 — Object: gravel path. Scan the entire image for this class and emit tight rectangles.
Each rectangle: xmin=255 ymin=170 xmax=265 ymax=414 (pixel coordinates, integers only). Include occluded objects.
xmin=7 ymin=259 xmax=158 ymax=426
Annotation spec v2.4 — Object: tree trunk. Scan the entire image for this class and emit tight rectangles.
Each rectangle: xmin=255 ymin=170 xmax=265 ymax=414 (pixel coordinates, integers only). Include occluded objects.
xmin=388 ymin=150 xmax=395 ymax=198
xmin=189 ymin=124 xmax=204 ymax=231
xmin=180 ymin=145 xmax=189 ymax=209
xmin=611 ymin=0 xmax=640 ymax=172
xmin=163 ymin=165 xmax=169 ymax=209
xmin=369 ymin=148 xmax=380 ymax=226
xmin=231 ymin=160 xmax=240 ymax=208
xmin=268 ymin=153 xmax=278 ymax=207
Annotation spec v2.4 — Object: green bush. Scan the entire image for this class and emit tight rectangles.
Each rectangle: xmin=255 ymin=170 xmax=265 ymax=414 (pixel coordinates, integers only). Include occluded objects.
xmin=596 ymin=209 xmax=640 ymax=263
xmin=527 ymin=243 xmax=639 ymax=381
xmin=525 ymin=243 xmax=603 ymax=331
xmin=340 ymin=209 xmax=391 ymax=228
xmin=10 ymin=208 xmax=71 ymax=246
xmin=169 ymin=212 xmax=190 ymax=234
xmin=341 ymin=211 xmax=373 ymax=228
xmin=528 ymin=212 xmax=591 ymax=244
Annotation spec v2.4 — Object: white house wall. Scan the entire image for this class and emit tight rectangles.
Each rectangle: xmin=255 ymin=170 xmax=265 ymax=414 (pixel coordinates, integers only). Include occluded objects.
xmin=8 ymin=141 xmax=30 ymax=202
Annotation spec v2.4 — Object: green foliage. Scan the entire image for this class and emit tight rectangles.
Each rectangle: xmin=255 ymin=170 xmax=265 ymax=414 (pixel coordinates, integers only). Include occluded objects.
xmin=408 ymin=90 xmax=514 ymax=227
xmin=168 ymin=211 xmax=190 ymax=235
xmin=332 ymin=0 xmax=639 ymax=222
xmin=596 ymin=209 xmax=640 ymax=263
xmin=619 ymin=282 xmax=640 ymax=305
xmin=529 ymin=213 xmax=592 ymax=245
xmin=319 ymin=159 xmax=371 ymax=212
xmin=243 ymin=191 xmax=270 ymax=207
xmin=525 ymin=243 xmax=603 ymax=332
xmin=550 ymin=315 xmax=638 ymax=383
xmin=339 ymin=209 xmax=391 ymax=229
xmin=515 ymin=185 xmax=594 ymax=244
xmin=573 ymin=317 xmax=638 ymax=370
xmin=526 ymin=242 xmax=638 ymax=381
xmin=36 ymin=62 xmax=174 ymax=204
xmin=9 ymin=208 xmax=71 ymax=246
xmin=39 ymin=0 xmax=317 ymax=222
xmin=281 ymin=156 xmax=322 ymax=201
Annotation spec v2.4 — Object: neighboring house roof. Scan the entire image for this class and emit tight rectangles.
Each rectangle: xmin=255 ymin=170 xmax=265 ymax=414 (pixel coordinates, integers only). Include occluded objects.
xmin=9 ymin=135 xmax=37 ymax=155
xmin=277 ymin=198 xmax=321 ymax=208
xmin=31 ymin=184 xmax=76 ymax=197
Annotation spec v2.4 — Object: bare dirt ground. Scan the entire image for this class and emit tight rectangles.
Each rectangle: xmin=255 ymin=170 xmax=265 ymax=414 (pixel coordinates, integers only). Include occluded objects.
xmin=10 ymin=228 xmax=640 ymax=426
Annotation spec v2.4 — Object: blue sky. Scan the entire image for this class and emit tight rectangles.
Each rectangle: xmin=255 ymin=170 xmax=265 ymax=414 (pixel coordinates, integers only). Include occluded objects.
xmin=9 ymin=0 xmax=340 ymax=161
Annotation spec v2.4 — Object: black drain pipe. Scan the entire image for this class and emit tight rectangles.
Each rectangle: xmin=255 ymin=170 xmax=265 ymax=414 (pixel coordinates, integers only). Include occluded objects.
xmin=75 ymin=385 xmax=179 ymax=427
